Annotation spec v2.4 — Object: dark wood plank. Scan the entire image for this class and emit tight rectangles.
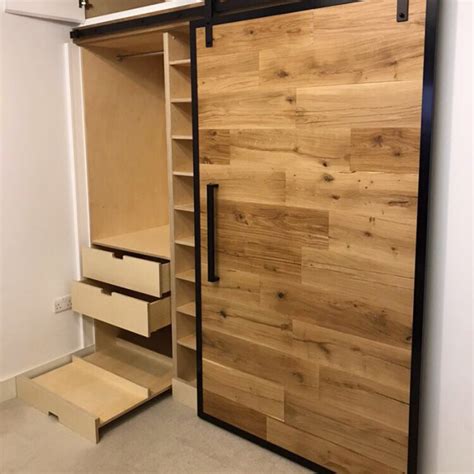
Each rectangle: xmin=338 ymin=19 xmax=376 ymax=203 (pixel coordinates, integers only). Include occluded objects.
xmin=203 ymin=390 xmax=267 ymax=439
xmin=319 ymin=366 xmax=410 ymax=432
xmin=203 ymin=359 xmax=284 ymax=420
xmin=267 ymin=418 xmax=403 ymax=474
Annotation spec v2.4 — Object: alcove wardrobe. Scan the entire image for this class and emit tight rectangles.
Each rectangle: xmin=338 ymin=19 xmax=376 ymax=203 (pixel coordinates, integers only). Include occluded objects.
xmin=17 ymin=0 xmax=438 ymax=472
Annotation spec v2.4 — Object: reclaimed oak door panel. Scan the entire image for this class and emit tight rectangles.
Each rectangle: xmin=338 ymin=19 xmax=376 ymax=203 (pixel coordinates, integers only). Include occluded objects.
xmin=196 ymin=1 xmax=427 ymax=472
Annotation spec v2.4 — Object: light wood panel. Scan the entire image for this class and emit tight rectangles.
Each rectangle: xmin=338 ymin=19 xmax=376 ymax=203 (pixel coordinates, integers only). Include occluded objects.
xmin=197 ymin=1 xmax=426 ymax=471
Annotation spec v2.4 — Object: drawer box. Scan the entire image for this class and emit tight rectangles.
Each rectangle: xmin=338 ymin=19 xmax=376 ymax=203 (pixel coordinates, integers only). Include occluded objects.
xmin=81 ymin=246 xmax=170 ymax=297
xmin=72 ymin=280 xmax=170 ymax=337
xmin=17 ymin=339 xmax=173 ymax=443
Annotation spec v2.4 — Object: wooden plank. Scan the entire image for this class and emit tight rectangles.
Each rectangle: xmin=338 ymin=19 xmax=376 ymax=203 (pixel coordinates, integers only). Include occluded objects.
xmin=227 ymin=128 xmax=351 ymax=173
xmin=312 ymin=0 xmax=426 ymax=34
xmin=203 ymin=390 xmax=267 ymax=439
xmin=203 ymin=359 xmax=284 ymax=420
xmin=292 ymin=320 xmax=411 ymax=392
xmin=202 ymin=199 xmax=328 ymax=279
xmin=329 ymin=211 xmax=417 ymax=279
xmin=203 ymin=328 xmax=319 ymax=403
xmin=319 ymin=366 xmax=410 ymax=433
xmin=199 ymin=130 xmax=231 ymax=165
xmin=296 ymin=80 xmax=423 ymax=129
xmin=196 ymin=10 xmax=314 ymax=57
xmin=350 ymin=128 xmax=421 ymax=173
xmin=200 ymin=166 xmax=286 ymax=205
xmin=197 ymin=51 xmax=259 ymax=95
xmin=259 ymin=17 xmax=424 ymax=88
xmin=202 ymin=295 xmax=293 ymax=355
xmin=301 ymin=248 xmax=414 ymax=323
xmin=285 ymin=389 xmax=408 ymax=471
xmin=200 ymin=86 xmax=297 ymax=130
xmin=260 ymin=277 xmax=412 ymax=350
xmin=267 ymin=418 xmax=402 ymax=474
xmin=286 ymin=168 xmax=419 ymax=221
xmin=202 ymin=266 xmax=261 ymax=305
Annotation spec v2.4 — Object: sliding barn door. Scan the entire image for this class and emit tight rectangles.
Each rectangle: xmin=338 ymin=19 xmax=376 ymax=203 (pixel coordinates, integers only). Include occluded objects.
xmin=195 ymin=0 xmax=432 ymax=471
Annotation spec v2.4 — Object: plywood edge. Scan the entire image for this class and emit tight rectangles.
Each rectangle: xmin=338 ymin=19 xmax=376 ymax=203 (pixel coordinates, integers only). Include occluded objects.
xmin=16 ymin=375 xmax=99 ymax=443
xmin=172 ymin=377 xmax=197 ymax=411
xmin=149 ymin=295 xmax=172 ymax=333
xmin=160 ymin=262 xmax=171 ymax=293
xmin=71 ymin=356 xmax=150 ymax=398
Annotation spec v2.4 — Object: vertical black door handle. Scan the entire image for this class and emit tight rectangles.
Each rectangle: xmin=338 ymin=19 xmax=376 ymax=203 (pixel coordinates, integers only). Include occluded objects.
xmin=207 ymin=183 xmax=219 ymax=283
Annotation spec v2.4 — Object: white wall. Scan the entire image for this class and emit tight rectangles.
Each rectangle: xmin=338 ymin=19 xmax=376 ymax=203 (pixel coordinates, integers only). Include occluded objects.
xmin=419 ymin=0 xmax=473 ymax=473
xmin=0 ymin=2 xmax=84 ymax=380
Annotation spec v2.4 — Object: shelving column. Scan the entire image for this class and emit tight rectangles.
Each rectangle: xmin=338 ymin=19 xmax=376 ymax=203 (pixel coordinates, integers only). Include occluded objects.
xmin=164 ymin=28 xmax=197 ymax=410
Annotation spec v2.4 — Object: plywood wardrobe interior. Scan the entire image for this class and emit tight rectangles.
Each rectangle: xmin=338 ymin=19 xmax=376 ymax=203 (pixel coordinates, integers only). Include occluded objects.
xmin=16 ymin=24 xmax=197 ymax=442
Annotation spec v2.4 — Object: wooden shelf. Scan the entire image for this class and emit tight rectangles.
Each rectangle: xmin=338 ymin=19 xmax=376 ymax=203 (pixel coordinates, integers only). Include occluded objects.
xmin=169 ymin=59 xmax=191 ymax=67
xmin=177 ymin=333 xmax=196 ymax=351
xmin=172 ymin=135 xmax=193 ymax=141
xmin=176 ymin=302 xmax=196 ymax=317
xmin=84 ymin=338 xmax=172 ymax=397
xmin=93 ymin=225 xmax=170 ymax=260
xmin=171 ymin=98 xmax=191 ymax=104
xmin=173 ymin=170 xmax=193 ymax=177
xmin=176 ymin=269 xmax=195 ymax=283
xmin=175 ymin=236 xmax=195 ymax=248
xmin=174 ymin=203 xmax=194 ymax=213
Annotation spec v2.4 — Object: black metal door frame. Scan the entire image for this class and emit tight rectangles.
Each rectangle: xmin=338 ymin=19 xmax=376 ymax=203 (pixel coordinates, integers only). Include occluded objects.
xmin=191 ymin=0 xmax=439 ymax=472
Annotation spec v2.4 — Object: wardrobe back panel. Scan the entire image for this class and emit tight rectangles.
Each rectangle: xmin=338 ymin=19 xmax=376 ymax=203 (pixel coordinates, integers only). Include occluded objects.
xmin=82 ymin=48 xmax=168 ymax=241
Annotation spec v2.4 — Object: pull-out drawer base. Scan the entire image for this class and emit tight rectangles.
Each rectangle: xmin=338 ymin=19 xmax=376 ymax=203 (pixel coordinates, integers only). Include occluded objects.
xmin=17 ymin=339 xmax=172 ymax=443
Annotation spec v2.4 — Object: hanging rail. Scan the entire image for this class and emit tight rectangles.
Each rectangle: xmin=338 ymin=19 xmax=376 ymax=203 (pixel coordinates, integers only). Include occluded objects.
xmin=116 ymin=50 xmax=164 ymax=61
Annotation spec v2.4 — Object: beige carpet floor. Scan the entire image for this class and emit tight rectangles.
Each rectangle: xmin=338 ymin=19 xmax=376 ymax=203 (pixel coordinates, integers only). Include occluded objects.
xmin=0 ymin=394 xmax=310 ymax=473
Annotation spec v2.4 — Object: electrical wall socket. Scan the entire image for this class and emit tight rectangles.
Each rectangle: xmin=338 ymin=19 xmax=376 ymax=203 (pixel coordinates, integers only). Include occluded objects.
xmin=54 ymin=295 xmax=72 ymax=313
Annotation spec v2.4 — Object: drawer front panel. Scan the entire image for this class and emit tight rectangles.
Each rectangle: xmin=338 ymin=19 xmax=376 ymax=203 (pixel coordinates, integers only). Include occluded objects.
xmin=72 ymin=281 xmax=170 ymax=336
xmin=82 ymin=247 xmax=170 ymax=297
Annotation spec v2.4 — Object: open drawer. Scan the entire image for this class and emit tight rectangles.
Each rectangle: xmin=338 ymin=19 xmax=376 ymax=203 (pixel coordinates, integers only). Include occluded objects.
xmin=81 ymin=246 xmax=170 ymax=297
xmin=72 ymin=280 xmax=170 ymax=337
xmin=17 ymin=339 xmax=173 ymax=443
